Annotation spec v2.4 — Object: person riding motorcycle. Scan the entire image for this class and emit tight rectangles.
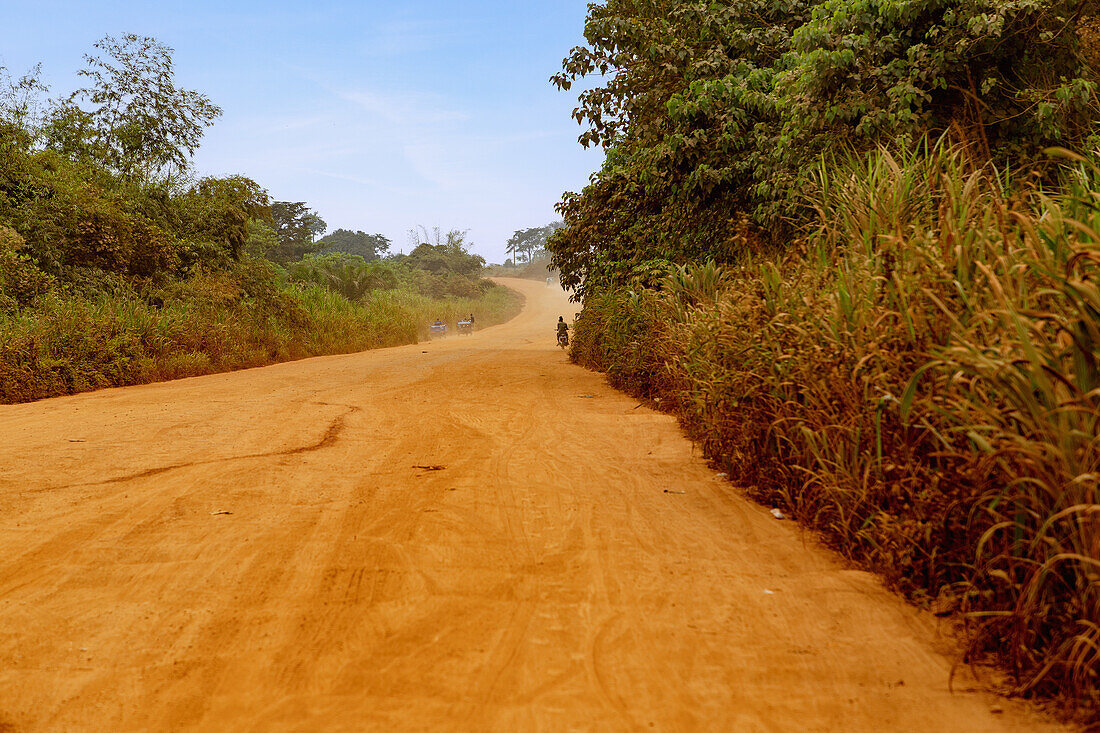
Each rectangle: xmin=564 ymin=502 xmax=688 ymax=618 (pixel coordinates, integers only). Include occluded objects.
xmin=556 ymin=316 xmax=569 ymax=346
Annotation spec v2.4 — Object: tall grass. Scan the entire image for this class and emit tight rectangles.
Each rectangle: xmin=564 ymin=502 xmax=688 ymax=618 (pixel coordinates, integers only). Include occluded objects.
xmin=571 ymin=143 xmax=1100 ymax=717
xmin=0 ymin=265 xmax=521 ymax=404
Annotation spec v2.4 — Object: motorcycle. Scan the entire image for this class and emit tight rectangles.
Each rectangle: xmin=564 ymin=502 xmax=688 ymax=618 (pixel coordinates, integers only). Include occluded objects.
xmin=557 ymin=330 xmax=569 ymax=348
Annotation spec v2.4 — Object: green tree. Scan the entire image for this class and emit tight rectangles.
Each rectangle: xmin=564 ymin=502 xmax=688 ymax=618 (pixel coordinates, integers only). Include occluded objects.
xmin=0 ymin=39 xmax=301 ymax=294
xmin=176 ymin=175 xmax=271 ymax=264
xmin=549 ymin=0 xmax=813 ymax=296
xmin=0 ymin=225 xmax=54 ymax=309
xmin=783 ymin=0 xmax=1100 ymax=152
xmin=549 ymin=0 xmax=1100 ymax=298
xmin=505 ymin=222 xmax=562 ymax=264
xmin=404 ymin=229 xmax=485 ymax=276
xmin=243 ymin=220 xmax=277 ymax=260
xmin=0 ymin=63 xmax=49 ymax=137
xmin=49 ymin=34 xmax=221 ymax=182
xmin=286 ymin=252 xmax=402 ymax=300
xmin=317 ymin=228 xmax=391 ymax=261
xmin=267 ymin=201 xmax=326 ymax=263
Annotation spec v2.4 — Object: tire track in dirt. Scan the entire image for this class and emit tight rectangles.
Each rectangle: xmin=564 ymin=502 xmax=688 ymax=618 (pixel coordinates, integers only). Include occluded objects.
xmin=31 ymin=404 xmax=360 ymax=493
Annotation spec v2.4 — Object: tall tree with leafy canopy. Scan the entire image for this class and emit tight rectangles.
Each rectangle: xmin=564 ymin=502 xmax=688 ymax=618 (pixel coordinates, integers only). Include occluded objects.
xmin=778 ymin=0 xmax=1100 ymax=159
xmin=506 ymin=222 xmax=562 ymax=264
xmin=317 ymin=229 xmax=391 ymax=261
xmin=47 ymin=34 xmax=221 ymax=182
xmin=549 ymin=0 xmax=1100 ymax=298
xmin=0 ymin=64 xmax=48 ymax=137
xmin=549 ymin=0 xmax=816 ymax=296
xmin=176 ymin=175 xmax=271 ymax=263
xmin=265 ymin=201 xmax=326 ymax=263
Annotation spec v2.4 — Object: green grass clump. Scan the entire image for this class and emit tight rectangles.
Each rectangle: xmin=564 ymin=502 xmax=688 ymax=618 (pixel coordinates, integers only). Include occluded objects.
xmin=571 ymin=142 xmax=1100 ymax=718
xmin=0 ymin=261 xmax=521 ymax=404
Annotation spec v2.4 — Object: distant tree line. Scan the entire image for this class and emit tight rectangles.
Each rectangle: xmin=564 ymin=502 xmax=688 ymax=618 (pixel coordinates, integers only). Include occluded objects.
xmin=505 ymin=222 xmax=562 ymax=265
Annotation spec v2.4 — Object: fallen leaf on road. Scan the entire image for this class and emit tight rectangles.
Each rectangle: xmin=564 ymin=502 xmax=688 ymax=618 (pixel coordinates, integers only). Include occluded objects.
xmin=210 ymin=510 xmax=232 ymax=516
xmin=414 ymin=465 xmax=445 ymax=471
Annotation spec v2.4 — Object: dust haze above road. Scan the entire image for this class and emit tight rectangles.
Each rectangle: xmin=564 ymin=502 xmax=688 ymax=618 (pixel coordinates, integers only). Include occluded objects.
xmin=0 ymin=279 xmax=1063 ymax=730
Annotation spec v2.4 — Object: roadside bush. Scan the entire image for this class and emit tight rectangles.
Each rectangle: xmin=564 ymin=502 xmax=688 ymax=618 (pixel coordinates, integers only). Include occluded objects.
xmin=286 ymin=253 xmax=404 ymax=301
xmin=419 ymin=271 xmax=492 ymax=299
xmin=0 ymin=225 xmax=54 ymax=306
xmin=69 ymin=207 xmax=179 ymax=277
xmin=0 ymin=264 xmax=522 ymax=404
xmin=570 ymin=143 xmax=1100 ymax=717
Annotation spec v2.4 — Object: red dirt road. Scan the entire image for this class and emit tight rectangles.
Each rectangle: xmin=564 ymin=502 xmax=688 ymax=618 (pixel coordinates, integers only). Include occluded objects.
xmin=0 ymin=278 xmax=1065 ymax=730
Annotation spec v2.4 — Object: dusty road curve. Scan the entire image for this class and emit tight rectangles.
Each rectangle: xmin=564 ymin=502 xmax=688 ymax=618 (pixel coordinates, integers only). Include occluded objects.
xmin=0 ymin=279 xmax=1064 ymax=731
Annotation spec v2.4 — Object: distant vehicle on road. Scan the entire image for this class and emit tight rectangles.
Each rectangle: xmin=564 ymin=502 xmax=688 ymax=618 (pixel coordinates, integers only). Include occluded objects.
xmin=430 ymin=320 xmax=447 ymax=338
xmin=457 ymin=320 xmax=473 ymax=335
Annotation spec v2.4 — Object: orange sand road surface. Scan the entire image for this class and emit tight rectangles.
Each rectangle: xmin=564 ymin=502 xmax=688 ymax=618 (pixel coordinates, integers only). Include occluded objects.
xmin=0 ymin=278 xmax=1065 ymax=731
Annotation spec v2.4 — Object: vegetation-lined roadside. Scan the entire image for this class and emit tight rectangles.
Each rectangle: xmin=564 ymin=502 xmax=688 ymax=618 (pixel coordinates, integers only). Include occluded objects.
xmin=550 ymin=0 xmax=1100 ymax=720
xmin=0 ymin=245 xmax=520 ymax=404
xmin=571 ymin=144 xmax=1100 ymax=713
xmin=0 ymin=278 xmax=1056 ymax=732
xmin=0 ymin=36 xmax=520 ymax=405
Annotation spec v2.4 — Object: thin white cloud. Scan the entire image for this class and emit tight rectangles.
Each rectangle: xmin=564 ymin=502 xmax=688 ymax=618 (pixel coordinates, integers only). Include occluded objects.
xmin=338 ymin=89 xmax=469 ymax=126
xmin=360 ymin=19 xmax=472 ymax=58
xmin=262 ymin=112 xmax=339 ymax=133
xmin=284 ymin=62 xmax=471 ymax=129
xmin=292 ymin=167 xmax=417 ymax=197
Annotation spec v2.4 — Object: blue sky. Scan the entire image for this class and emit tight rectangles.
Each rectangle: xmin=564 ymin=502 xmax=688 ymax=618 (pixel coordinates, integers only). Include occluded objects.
xmin=1 ymin=0 xmax=602 ymax=263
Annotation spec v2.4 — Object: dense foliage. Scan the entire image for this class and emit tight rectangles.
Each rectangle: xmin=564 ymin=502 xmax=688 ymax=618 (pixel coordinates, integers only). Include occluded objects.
xmin=402 ymin=235 xmax=485 ymax=277
xmin=0 ymin=36 xmax=267 ymax=288
xmin=317 ymin=228 xmax=391 ymax=261
xmin=550 ymin=0 xmax=1100 ymax=296
xmin=264 ymin=201 xmax=327 ymax=263
xmin=569 ymin=145 xmax=1100 ymax=715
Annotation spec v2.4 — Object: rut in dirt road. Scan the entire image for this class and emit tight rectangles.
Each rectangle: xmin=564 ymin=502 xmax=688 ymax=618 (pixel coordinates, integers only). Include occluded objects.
xmin=0 ymin=278 xmax=1065 ymax=731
